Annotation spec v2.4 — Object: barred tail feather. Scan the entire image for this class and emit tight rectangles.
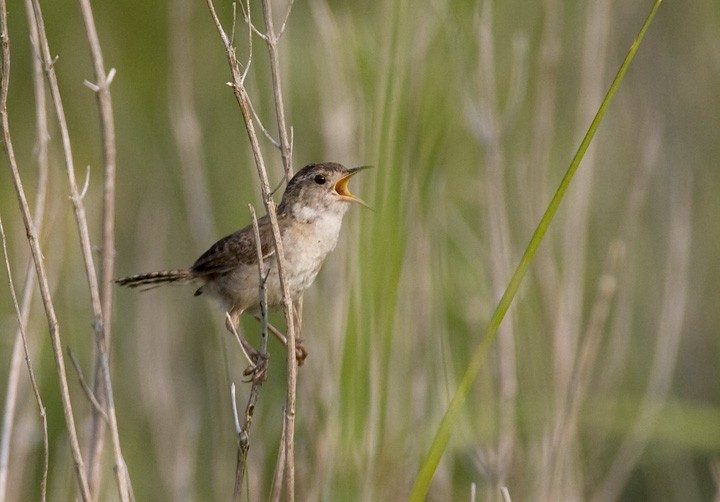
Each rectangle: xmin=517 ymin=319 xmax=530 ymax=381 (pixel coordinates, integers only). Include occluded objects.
xmin=115 ymin=269 xmax=192 ymax=289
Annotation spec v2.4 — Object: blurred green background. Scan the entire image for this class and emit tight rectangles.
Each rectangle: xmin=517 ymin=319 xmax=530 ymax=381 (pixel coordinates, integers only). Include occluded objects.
xmin=1 ymin=0 xmax=719 ymax=500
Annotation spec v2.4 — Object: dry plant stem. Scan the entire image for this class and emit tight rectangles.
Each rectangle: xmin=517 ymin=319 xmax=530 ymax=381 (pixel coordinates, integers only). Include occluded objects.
xmin=233 ymin=204 xmax=271 ymax=501
xmin=0 ymin=2 xmax=91 ymax=499
xmin=206 ymin=2 xmax=298 ymax=499
xmin=0 ymin=0 xmax=49 ymax=498
xmin=30 ymin=0 xmax=130 ymax=499
xmin=553 ymin=0 xmax=611 ymax=409
xmin=0 ymin=216 xmax=49 ymax=501
xmin=256 ymin=3 xmax=298 ymax=496
xmin=527 ymin=0 xmax=561 ymax=316
xmin=76 ymin=0 xmax=127 ymax=498
xmin=260 ymin=0 xmax=294 ymax=177
xmin=547 ymin=241 xmax=624 ymax=494
xmin=500 ymin=486 xmax=512 ymax=502
xmin=550 ymin=122 xmax=659 ymax=495
xmin=544 ymin=2 xmax=612 ymax=497
xmin=169 ymin=0 xmax=217 ymax=247
xmin=78 ymin=0 xmax=117 ymax=348
xmin=269 ymin=407 xmax=288 ymax=502
xmin=597 ymin=120 xmax=660 ymax=392
xmin=68 ymin=348 xmax=109 ymax=423
xmin=592 ymin=174 xmax=691 ymax=502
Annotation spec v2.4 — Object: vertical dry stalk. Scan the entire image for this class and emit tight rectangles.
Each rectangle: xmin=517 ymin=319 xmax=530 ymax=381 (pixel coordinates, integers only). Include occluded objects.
xmin=233 ymin=204 xmax=271 ymax=500
xmin=169 ymin=0 xmax=217 ymax=248
xmin=206 ymin=1 xmax=298 ymax=498
xmin=552 ymin=0 xmax=612 ymax=405
xmin=591 ymin=173 xmax=691 ymax=502
xmin=0 ymin=216 xmax=50 ymax=501
xmin=260 ymin=0 xmax=294 ymax=177
xmin=257 ymin=3 xmax=298 ymax=496
xmin=75 ymin=0 xmax=126 ymax=498
xmin=29 ymin=0 xmax=130 ymax=499
xmin=269 ymin=407 xmax=287 ymax=502
xmin=0 ymin=1 xmax=91 ymax=498
xmin=543 ymin=1 xmax=612 ymax=497
xmin=526 ymin=0 xmax=561 ymax=314
xmin=0 ymin=0 xmax=50 ymax=497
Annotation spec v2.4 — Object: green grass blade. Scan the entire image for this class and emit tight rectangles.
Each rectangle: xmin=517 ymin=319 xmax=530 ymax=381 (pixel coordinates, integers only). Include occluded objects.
xmin=409 ymin=1 xmax=664 ymax=499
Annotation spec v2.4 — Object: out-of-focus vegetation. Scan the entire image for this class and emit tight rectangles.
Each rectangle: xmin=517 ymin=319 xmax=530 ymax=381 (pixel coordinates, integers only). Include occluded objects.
xmin=1 ymin=0 xmax=719 ymax=500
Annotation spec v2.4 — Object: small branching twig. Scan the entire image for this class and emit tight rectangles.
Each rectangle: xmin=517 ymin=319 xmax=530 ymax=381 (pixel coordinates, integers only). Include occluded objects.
xmin=246 ymin=95 xmax=281 ymax=147
xmin=67 ymin=348 xmax=109 ymax=423
xmin=205 ymin=1 xmax=299 ymax=498
xmin=76 ymin=0 xmax=123 ymax=494
xmin=30 ymin=0 xmax=131 ymax=499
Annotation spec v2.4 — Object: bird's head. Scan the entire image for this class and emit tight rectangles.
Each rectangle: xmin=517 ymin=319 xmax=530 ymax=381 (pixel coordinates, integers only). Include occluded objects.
xmin=279 ymin=163 xmax=371 ymax=221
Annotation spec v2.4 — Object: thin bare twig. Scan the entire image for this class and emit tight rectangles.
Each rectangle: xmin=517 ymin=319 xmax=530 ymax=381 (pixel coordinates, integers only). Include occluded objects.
xmin=1 ymin=1 xmax=91 ymax=498
xmin=278 ymin=0 xmax=295 ymax=38
xmin=0 ymin=0 xmax=50 ymax=498
xmin=246 ymin=95 xmax=281 ymax=147
xmin=0 ymin=216 xmax=49 ymax=502
xmin=238 ymin=0 xmax=267 ymax=42
xmin=67 ymin=348 xmax=109 ymax=423
xmin=260 ymin=0 xmax=293 ymax=177
xmin=233 ymin=204 xmax=271 ymax=500
xmin=231 ymin=383 xmax=241 ymax=434
xmin=256 ymin=3 xmax=298 ymax=496
xmin=251 ymin=317 xmax=288 ymax=346
xmin=269 ymin=406 xmax=288 ymax=502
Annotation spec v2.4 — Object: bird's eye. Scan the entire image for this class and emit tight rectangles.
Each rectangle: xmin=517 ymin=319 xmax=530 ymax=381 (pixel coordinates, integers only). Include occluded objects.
xmin=314 ymin=174 xmax=326 ymax=185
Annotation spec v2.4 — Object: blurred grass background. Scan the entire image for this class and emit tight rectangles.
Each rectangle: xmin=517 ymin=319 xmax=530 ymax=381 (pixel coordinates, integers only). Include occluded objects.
xmin=1 ymin=0 xmax=720 ymax=500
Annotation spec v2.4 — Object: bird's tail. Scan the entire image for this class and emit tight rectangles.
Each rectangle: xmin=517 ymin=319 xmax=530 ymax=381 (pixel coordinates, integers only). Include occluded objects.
xmin=115 ymin=269 xmax=192 ymax=289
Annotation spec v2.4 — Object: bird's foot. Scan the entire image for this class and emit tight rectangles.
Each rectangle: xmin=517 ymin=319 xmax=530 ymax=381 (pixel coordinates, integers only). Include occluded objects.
xmin=295 ymin=337 xmax=308 ymax=366
xmin=243 ymin=351 xmax=270 ymax=384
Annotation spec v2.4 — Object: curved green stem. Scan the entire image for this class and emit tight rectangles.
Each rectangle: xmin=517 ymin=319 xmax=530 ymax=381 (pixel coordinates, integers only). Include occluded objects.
xmin=410 ymin=1 xmax=663 ymax=499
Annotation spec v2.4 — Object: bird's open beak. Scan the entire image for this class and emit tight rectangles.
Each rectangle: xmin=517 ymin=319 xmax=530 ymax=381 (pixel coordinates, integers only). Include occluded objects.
xmin=334 ymin=165 xmax=372 ymax=208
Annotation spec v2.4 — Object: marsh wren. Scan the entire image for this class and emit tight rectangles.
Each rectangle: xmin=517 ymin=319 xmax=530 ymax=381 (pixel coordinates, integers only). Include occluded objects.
xmin=117 ymin=163 xmax=369 ymax=374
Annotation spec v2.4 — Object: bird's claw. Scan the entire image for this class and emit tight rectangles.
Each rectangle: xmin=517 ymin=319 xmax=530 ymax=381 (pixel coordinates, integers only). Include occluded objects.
xmin=243 ymin=351 xmax=269 ymax=384
xmin=295 ymin=339 xmax=308 ymax=366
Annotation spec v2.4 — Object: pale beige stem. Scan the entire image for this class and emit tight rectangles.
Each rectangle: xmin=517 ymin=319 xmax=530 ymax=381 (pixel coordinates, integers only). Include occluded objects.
xmin=1 ymin=1 xmax=91 ymax=498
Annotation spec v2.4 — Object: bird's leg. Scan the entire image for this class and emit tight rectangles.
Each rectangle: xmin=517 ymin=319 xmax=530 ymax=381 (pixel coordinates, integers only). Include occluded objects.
xmin=252 ymin=315 xmax=308 ymax=366
xmin=292 ymin=298 xmax=308 ymax=365
xmin=226 ymin=309 xmax=269 ymax=383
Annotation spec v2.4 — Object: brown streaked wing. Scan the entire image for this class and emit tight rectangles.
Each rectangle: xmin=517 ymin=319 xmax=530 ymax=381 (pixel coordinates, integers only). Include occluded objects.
xmin=190 ymin=215 xmax=276 ymax=276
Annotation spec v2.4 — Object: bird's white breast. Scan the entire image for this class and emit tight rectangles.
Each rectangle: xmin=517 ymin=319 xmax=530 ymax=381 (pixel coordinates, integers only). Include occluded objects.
xmin=281 ymin=209 xmax=345 ymax=297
